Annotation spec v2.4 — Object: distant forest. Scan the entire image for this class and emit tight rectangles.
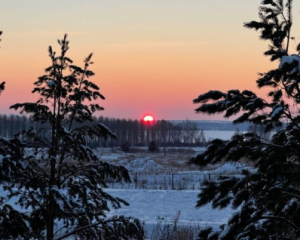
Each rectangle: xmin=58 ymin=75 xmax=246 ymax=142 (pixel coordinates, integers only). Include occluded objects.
xmin=0 ymin=115 xmax=210 ymax=148
xmin=0 ymin=114 xmax=267 ymax=149
xmin=173 ymin=120 xmax=251 ymax=131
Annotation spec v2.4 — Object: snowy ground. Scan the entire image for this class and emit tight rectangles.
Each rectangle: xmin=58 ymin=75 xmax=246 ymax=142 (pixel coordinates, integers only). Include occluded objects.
xmin=0 ymin=187 xmax=235 ymax=239
xmin=99 ymin=148 xmax=251 ymax=237
xmin=106 ymin=188 xmax=235 ymax=238
xmin=0 ymin=146 xmax=253 ymax=239
xmin=204 ymin=130 xmax=237 ymax=140
xmin=99 ymin=148 xmax=254 ymax=190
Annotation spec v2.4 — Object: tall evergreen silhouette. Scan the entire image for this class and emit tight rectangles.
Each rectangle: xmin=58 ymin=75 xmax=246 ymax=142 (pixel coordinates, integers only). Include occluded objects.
xmin=1 ymin=34 xmax=144 ymax=239
xmin=192 ymin=1 xmax=300 ymax=239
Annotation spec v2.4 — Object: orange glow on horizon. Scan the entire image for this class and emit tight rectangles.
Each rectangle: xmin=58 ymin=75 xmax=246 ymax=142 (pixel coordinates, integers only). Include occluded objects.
xmin=0 ymin=1 xmax=293 ymax=120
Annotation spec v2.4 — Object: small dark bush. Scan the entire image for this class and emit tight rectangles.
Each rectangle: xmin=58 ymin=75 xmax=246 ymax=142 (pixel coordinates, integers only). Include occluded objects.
xmin=120 ymin=141 xmax=131 ymax=152
xmin=148 ymin=141 xmax=159 ymax=152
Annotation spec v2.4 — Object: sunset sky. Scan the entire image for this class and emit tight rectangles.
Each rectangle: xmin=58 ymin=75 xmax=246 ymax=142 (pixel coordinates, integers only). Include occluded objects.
xmin=1 ymin=1 xmax=300 ymax=120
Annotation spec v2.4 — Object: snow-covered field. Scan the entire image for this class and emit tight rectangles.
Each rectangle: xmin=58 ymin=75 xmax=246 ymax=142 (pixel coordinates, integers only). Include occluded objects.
xmin=204 ymin=130 xmax=236 ymax=140
xmin=106 ymin=189 xmax=235 ymax=238
xmin=97 ymin=148 xmax=251 ymax=238
xmin=95 ymin=148 xmax=254 ymax=190
xmin=0 ymin=146 xmax=253 ymax=239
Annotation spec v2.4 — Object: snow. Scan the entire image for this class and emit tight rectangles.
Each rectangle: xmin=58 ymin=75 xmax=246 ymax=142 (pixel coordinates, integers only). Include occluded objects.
xmin=0 ymin=187 xmax=235 ymax=239
xmin=218 ymin=224 xmax=232 ymax=239
xmin=209 ymin=162 xmax=254 ymax=175
xmin=47 ymin=80 xmax=55 ymax=87
xmin=282 ymin=198 xmax=298 ymax=213
xmin=271 ymin=104 xmax=283 ymax=119
xmin=106 ymin=189 xmax=234 ymax=237
xmin=244 ymin=101 xmax=254 ymax=109
xmin=279 ymin=55 xmax=300 ymax=73
xmin=117 ymin=158 xmax=164 ymax=172
xmin=204 ymin=131 xmax=240 ymax=140
xmin=0 ymin=145 xmax=253 ymax=238
xmin=63 ymin=127 xmax=70 ymax=134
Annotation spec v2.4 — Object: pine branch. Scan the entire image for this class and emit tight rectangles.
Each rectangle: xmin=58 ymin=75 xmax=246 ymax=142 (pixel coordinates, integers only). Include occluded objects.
xmin=285 ymin=0 xmax=292 ymax=53
xmin=54 ymin=221 xmax=103 ymax=240
xmin=260 ymin=215 xmax=300 ymax=233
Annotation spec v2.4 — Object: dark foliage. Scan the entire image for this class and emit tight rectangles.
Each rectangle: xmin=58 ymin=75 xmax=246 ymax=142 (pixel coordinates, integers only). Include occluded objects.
xmin=120 ymin=141 xmax=131 ymax=152
xmin=0 ymin=35 xmax=144 ymax=239
xmin=191 ymin=1 xmax=300 ymax=239
xmin=148 ymin=141 xmax=159 ymax=152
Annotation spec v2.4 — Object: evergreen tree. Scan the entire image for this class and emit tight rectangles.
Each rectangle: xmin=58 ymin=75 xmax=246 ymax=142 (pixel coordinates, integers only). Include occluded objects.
xmin=3 ymin=35 xmax=144 ymax=239
xmin=191 ymin=1 xmax=300 ymax=239
xmin=0 ymin=31 xmax=30 ymax=238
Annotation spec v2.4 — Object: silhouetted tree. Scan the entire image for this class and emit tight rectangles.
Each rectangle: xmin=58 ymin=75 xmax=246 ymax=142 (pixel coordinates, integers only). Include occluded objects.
xmin=6 ymin=35 xmax=143 ymax=239
xmin=0 ymin=31 xmax=30 ymax=238
xmin=195 ymin=129 xmax=206 ymax=146
xmin=192 ymin=0 xmax=300 ymax=239
xmin=181 ymin=119 xmax=198 ymax=144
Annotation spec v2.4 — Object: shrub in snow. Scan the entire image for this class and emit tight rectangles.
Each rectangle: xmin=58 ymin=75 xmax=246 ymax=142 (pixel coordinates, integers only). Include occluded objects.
xmin=191 ymin=1 xmax=300 ymax=239
xmin=1 ymin=35 xmax=144 ymax=239
xmin=148 ymin=141 xmax=159 ymax=152
xmin=120 ymin=141 xmax=131 ymax=152
xmin=150 ymin=211 xmax=201 ymax=240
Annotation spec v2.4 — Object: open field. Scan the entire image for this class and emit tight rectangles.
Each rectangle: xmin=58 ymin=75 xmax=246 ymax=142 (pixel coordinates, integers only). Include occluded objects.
xmin=1 ymin=146 xmax=253 ymax=239
xmin=106 ymin=189 xmax=235 ymax=239
xmin=98 ymin=147 xmax=251 ymax=238
xmin=95 ymin=147 xmax=254 ymax=190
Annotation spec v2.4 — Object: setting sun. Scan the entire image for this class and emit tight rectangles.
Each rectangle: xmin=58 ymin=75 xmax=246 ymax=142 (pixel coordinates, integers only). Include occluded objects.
xmin=143 ymin=115 xmax=154 ymax=122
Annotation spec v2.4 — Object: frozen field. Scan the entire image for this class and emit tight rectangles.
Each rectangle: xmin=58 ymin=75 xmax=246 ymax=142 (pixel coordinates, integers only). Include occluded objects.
xmin=204 ymin=130 xmax=236 ymax=140
xmin=100 ymin=148 xmax=250 ymax=238
xmin=0 ymin=146 xmax=253 ymax=239
xmin=95 ymin=147 xmax=254 ymax=190
xmin=106 ymin=188 xmax=235 ymax=238
xmin=97 ymin=147 xmax=252 ymax=238
xmin=0 ymin=186 xmax=235 ymax=239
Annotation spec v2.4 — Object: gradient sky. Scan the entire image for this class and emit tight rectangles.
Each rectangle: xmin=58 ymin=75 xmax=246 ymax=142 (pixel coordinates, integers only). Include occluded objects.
xmin=1 ymin=1 xmax=300 ymax=120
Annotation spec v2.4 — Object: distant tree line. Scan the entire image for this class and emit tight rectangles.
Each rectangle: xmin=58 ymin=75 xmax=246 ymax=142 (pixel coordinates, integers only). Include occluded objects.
xmin=97 ymin=117 xmax=207 ymax=148
xmin=0 ymin=114 xmax=207 ymax=148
